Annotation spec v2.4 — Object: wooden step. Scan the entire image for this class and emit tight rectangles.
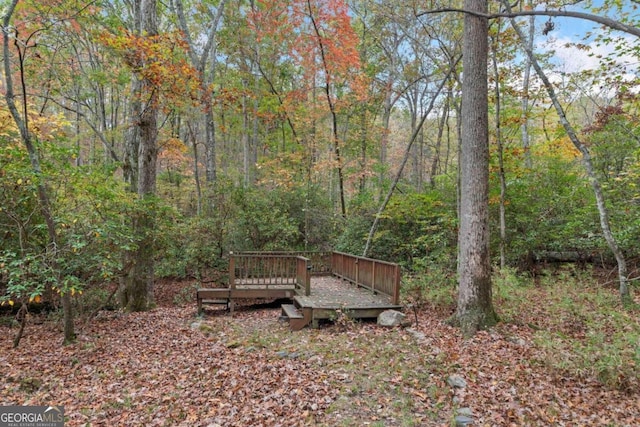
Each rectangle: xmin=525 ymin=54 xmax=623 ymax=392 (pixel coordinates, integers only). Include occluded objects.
xmin=281 ymin=304 xmax=310 ymax=331
xmin=201 ymin=299 xmax=229 ymax=305
xmin=197 ymin=288 xmax=232 ymax=314
xmin=281 ymin=303 xmax=303 ymax=319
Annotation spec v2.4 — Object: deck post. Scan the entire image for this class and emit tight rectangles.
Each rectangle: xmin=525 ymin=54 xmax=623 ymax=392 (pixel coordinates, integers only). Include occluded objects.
xmin=229 ymin=252 xmax=236 ymax=290
xmin=305 ymin=258 xmax=311 ymax=296
xmin=355 ymin=258 xmax=359 ymax=288
xmin=372 ymin=259 xmax=376 ymax=294
xmin=393 ymin=264 xmax=401 ymax=305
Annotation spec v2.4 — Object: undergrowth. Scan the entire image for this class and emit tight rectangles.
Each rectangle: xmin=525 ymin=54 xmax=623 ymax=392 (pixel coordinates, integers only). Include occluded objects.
xmin=406 ymin=264 xmax=640 ymax=392
xmin=494 ymin=265 xmax=639 ymax=392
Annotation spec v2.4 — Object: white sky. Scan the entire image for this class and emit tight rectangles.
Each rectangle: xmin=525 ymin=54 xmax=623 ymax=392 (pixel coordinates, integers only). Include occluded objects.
xmin=541 ymin=34 xmax=638 ymax=75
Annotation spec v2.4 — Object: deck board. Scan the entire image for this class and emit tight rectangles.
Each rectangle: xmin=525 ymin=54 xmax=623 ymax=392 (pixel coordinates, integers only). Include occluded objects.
xmin=294 ymin=276 xmax=401 ymax=316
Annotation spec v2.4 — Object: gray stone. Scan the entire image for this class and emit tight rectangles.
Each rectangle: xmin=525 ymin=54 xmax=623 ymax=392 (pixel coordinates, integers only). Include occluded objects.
xmin=457 ymin=407 xmax=473 ymax=417
xmin=447 ymin=374 xmax=467 ymax=389
xmin=455 ymin=415 xmax=474 ymax=426
xmin=377 ymin=310 xmax=407 ymax=327
xmin=189 ymin=321 xmax=202 ymax=330
xmin=511 ymin=337 xmax=527 ymax=346
xmin=406 ymin=327 xmax=427 ymax=342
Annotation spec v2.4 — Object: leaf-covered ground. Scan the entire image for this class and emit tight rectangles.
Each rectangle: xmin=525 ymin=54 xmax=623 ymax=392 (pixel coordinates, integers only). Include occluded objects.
xmin=1 ymin=278 xmax=639 ymax=426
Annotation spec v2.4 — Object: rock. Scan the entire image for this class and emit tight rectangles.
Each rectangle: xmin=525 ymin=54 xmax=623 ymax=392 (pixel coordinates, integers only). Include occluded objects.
xmin=447 ymin=374 xmax=467 ymax=389
xmin=406 ymin=327 xmax=427 ymax=342
xmin=308 ymin=355 xmax=324 ymax=366
xmin=190 ymin=321 xmax=202 ymax=330
xmin=377 ymin=310 xmax=408 ymax=327
xmin=457 ymin=407 xmax=473 ymax=417
xmin=275 ymin=350 xmax=289 ymax=358
xmin=509 ymin=336 xmax=527 ymax=346
xmin=455 ymin=415 xmax=474 ymax=426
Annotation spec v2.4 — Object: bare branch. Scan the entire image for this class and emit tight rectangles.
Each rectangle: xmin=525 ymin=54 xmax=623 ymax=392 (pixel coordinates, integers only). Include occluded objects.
xmin=416 ymin=8 xmax=640 ymax=38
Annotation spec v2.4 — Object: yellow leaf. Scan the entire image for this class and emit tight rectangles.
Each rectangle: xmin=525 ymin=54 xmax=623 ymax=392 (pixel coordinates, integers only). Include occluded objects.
xmin=16 ymin=178 xmax=22 ymax=185
xmin=8 ymin=300 xmax=14 ymax=306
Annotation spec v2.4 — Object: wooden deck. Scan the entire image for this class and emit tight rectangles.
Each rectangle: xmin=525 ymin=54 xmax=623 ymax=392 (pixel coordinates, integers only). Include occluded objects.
xmin=292 ymin=276 xmax=402 ymax=328
xmin=197 ymin=251 xmax=402 ymax=330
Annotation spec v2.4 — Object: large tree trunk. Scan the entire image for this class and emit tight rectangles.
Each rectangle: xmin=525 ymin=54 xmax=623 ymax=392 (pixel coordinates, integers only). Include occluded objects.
xmin=453 ymin=0 xmax=498 ymax=337
xmin=123 ymin=78 xmax=141 ymax=193
xmin=120 ymin=0 xmax=159 ymax=311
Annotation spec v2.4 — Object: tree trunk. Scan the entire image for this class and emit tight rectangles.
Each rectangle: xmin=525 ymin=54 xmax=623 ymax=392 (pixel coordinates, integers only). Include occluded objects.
xmin=430 ymin=88 xmax=451 ymax=187
xmin=188 ymin=122 xmax=203 ymax=216
xmin=453 ymin=0 xmax=498 ymax=337
xmin=121 ymin=0 xmax=159 ymax=311
xmin=242 ymin=78 xmax=250 ymax=187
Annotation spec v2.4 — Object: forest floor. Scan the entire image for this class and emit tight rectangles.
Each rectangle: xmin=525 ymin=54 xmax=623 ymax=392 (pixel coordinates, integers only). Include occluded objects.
xmin=1 ymin=270 xmax=639 ymax=426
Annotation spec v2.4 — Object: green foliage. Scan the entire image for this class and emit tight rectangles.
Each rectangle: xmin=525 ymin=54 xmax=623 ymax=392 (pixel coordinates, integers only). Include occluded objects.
xmin=0 ymin=251 xmax=55 ymax=305
xmin=336 ymin=187 xmax=457 ymax=270
xmin=155 ymin=179 xmax=336 ymax=278
xmin=0 ymin=130 xmax=135 ymax=307
xmin=402 ymin=267 xmax=457 ymax=311
xmin=334 ymin=190 xmax=391 ymax=257
xmin=73 ymin=286 xmax=117 ymax=316
xmin=228 ymin=185 xmax=301 ymax=251
xmin=585 ymin=105 xmax=640 ymax=256
xmin=155 ymin=214 xmax=228 ymax=279
xmin=492 ymin=151 xmax=602 ymax=266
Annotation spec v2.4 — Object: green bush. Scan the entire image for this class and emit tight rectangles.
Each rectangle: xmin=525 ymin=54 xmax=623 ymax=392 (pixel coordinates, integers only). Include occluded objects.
xmin=336 ymin=189 xmax=458 ymax=270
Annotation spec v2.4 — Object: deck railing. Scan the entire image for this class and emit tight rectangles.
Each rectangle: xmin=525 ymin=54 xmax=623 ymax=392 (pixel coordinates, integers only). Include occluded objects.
xmin=229 ymin=251 xmax=401 ymax=303
xmin=229 ymin=252 xmax=311 ymax=296
xmin=236 ymin=251 xmax=332 ymax=275
xmin=331 ymin=251 xmax=401 ymax=305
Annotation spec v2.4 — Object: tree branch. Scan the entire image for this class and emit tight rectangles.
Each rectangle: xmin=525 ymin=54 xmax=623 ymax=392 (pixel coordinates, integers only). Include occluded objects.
xmin=416 ymin=8 xmax=640 ymax=38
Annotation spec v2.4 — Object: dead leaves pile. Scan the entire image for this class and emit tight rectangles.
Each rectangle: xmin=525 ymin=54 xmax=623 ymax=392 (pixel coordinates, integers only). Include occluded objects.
xmin=1 ymin=307 xmax=336 ymax=426
xmin=1 ymin=279 xmax=639 ymax=426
